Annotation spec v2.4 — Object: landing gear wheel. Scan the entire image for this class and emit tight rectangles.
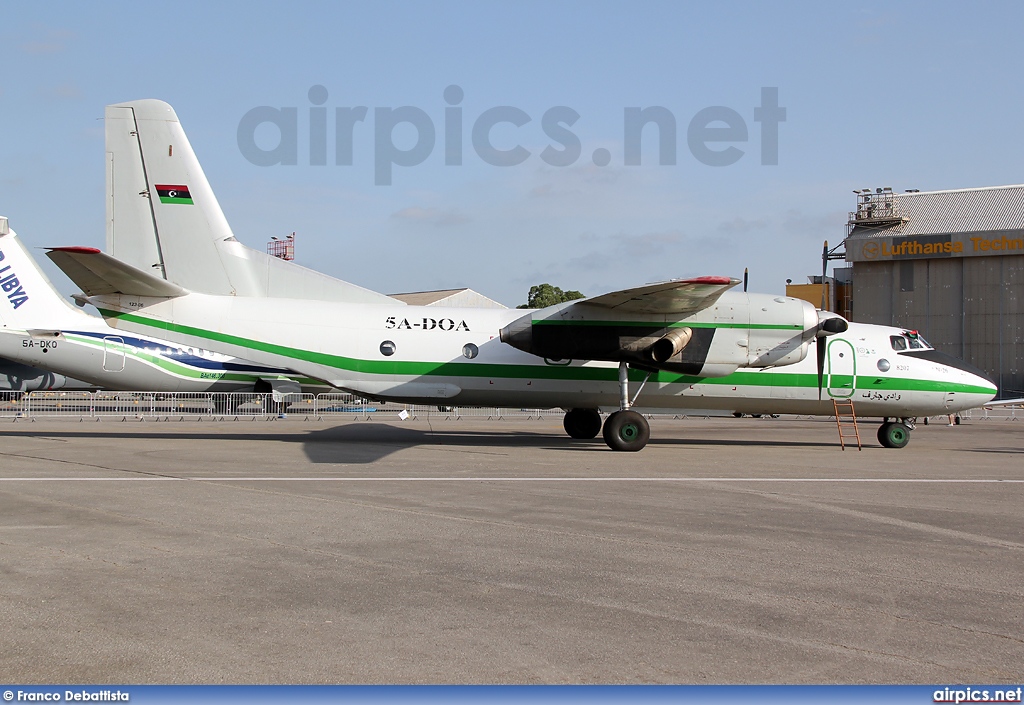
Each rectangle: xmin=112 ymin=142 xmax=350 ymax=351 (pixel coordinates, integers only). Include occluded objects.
xmin=563 ymin=408 xmax=602 ymax=439
xmin=877 ymin=421 xmax=911 ymax=449
xmin=602 ymin=410 xmax=651 ymax=452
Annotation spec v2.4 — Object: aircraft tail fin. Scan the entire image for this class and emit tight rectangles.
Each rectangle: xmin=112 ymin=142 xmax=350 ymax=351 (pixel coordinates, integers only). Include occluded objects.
xmin=0 ymin=221 xmax=97 ymax=331
xmin=106 ymin=99 xmax=397 ymax=304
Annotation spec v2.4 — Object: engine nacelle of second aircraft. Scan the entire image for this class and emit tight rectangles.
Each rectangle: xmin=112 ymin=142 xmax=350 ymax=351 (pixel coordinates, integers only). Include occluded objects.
xmin=499 ymin=294 xmax=836 ymax=377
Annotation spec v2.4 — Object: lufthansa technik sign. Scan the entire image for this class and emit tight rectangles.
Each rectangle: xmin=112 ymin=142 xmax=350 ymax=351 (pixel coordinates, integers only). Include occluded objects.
xmin=850 ymin=231 xmax=1024 ymax=262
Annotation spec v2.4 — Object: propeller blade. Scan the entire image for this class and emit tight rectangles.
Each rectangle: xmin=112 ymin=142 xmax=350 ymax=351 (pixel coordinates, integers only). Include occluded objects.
xmin=743 ymin=267 xmax=748 ymax=293
xmin=817 ymin=336 xmax=826 ymax=400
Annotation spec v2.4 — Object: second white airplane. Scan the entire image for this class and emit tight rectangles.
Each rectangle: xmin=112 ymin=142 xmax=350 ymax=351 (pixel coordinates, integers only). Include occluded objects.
xmin=0 ymin=221 xmax=319 ymax=396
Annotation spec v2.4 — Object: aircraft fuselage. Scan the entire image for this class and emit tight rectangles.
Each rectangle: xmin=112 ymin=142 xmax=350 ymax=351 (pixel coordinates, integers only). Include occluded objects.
xmin=90 ymin=292 xmax=995 ymax=418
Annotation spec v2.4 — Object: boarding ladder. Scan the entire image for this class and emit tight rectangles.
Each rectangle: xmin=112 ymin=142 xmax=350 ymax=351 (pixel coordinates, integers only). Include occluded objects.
xmin=832 ymin=399 xmax=862 ymax=450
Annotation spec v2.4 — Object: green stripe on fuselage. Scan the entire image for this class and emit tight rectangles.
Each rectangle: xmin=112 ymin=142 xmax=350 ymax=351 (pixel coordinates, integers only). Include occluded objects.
xmin=532 ymin=319 xmax=802 ymax=330
xmin=63 ymin=333 xmax=288 ymax=383
xmin=97 ymin=310 xmax=994 ymax=396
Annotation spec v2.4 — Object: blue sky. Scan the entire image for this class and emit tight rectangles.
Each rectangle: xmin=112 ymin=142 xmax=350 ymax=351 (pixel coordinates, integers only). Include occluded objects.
xmin=3 ymin=1 xmax=1023 ymax=306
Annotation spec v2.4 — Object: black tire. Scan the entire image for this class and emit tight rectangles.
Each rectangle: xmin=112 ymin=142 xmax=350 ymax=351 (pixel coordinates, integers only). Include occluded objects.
xmin=602 ymin=410 xmax=651 ymax=452
xmin=563 ymin=408 xmax=602 ymax=439
xmin=877 ymin=421 xmax=911 ymax=449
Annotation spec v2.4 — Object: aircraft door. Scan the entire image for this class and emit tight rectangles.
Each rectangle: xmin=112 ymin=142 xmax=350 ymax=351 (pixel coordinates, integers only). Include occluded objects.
xmin=826 ymin=339 xmax=856 ymax=398
xmin=103 ymin=336 xmax=126 ymax=372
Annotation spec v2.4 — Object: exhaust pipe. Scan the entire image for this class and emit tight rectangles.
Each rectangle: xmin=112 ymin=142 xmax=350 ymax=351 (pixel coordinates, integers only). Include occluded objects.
xmin=650 ymin=327 xmax=692 ymax=363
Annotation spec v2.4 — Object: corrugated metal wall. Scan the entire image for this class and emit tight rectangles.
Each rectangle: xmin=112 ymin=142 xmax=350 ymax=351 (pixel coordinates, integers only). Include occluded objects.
xmin=850 ymin=262 xmax=892 ymax=326
xmin=852 ymin=255 xmax=1023 ymax=397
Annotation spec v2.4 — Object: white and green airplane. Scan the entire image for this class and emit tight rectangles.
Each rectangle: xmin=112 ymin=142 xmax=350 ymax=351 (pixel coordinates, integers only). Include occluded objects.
xmin=0 ymin=223 xmax=319 ymax=396
xmin=12 ymin=99 xmax=1001 ymax=450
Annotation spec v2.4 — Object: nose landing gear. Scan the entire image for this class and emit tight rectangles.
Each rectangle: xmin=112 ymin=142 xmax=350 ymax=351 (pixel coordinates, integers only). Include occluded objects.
xmin=877 ymin=419 xmax=913 ymax=448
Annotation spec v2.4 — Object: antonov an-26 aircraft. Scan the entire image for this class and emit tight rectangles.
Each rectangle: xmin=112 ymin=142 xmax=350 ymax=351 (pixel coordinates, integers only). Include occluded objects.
xmin=16 ymin=99 xmax=1001 ymax=450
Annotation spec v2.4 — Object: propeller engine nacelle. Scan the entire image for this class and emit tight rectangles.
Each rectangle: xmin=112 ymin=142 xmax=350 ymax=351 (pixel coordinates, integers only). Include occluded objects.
xmin=499 ymin=294 xmax=849 ymax=378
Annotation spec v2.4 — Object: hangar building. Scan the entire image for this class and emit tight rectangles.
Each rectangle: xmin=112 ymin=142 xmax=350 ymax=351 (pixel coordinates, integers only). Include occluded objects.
xmin=843 ymin=185 xmax=1023 ymax=398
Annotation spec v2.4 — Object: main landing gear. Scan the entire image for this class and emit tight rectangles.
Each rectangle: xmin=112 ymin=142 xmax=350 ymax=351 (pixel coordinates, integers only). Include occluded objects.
xmin=602 ymin=409 xmax=650 ymax=452
xmin=877 ymin=418 xmax=914 ymax=449
xmin=563 ymin=408 xmax=602 ymax=439
xmin=564 ymin=362 xmax=652 ymax=452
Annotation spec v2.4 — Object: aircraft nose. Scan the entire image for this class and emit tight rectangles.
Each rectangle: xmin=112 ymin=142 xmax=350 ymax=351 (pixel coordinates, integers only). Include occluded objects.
xmin=959 ymin=366 xmax=998 ymax=406
xmin=901 ymin=348 xmax=998 ymax=406
xmin=952 ymin=357 xmax=998 ymax=404
xmin=977 ymin=373 xmax=998 ymax=398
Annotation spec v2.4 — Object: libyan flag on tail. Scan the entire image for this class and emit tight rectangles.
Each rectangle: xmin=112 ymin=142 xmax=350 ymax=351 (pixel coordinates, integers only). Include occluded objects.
xmin=155 ymin=184 xmax=194 ymax=205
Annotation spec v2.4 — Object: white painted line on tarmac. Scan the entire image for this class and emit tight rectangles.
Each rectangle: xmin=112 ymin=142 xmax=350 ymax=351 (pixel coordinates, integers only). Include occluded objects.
xmin=1 ymin=477 xmax=1022 ymax=483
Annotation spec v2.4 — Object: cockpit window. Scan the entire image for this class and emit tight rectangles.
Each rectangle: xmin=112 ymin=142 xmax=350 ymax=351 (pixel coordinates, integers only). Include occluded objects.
xmin=892 ymin=332 xmax=932 ymax=351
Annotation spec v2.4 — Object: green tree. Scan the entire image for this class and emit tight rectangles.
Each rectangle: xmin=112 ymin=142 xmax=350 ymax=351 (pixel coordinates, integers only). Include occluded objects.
xmin=518 ymin=283 xmax=585 ymax=309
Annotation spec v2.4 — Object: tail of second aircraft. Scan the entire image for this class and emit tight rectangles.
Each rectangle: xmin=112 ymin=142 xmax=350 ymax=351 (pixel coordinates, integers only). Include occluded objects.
xmin=0 ymin=219 xmax=94 ymax=332
xmin=105 ymin=99 xmax=396 ymax=304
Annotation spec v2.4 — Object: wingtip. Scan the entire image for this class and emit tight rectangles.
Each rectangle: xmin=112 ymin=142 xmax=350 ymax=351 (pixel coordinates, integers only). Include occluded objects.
xmin=47 ymin=246 xmax=103 ymax=254
xmin=682 ymin=276 xmax=738 ymax=286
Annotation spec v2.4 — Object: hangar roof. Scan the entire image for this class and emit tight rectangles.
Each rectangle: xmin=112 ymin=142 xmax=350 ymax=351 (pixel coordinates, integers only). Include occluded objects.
xmin=388 ymin=288 xmax=508 ymax=308
xmin=848 ymin=184 xmax=1024 ymax=238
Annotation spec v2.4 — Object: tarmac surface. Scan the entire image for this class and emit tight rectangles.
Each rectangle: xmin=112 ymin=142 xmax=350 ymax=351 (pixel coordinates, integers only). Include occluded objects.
xmin=0 ymin=415 xmax=1022 ymax=684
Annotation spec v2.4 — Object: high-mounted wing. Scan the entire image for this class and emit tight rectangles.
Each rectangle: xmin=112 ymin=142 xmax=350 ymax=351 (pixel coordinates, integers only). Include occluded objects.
xmin=582 ymin=276 xmax=740 ymax=315
xmin=46 ymin=247 xmax=186 ymax=298
xmin=501 ymin=275 xmax=830 ymax=378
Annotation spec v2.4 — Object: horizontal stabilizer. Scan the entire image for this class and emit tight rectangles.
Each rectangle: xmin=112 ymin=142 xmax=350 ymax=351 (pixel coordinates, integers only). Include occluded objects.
xmin=46 ymin=247 xmax=187 ymax=298
xmin=581 ymin=276 xmax=740 ymax=315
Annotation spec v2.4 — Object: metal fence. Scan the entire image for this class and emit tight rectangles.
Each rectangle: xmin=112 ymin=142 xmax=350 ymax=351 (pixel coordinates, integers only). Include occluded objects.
xmin=961 ymin=405 xmax=1021 ymax=422
xmin=0 ymin=391 xmax=552 ymax=421
xmin=0 ymin=390 xmax=1016 ymax=422
xmin=0 ymin=391 xmax=26 ymax=418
